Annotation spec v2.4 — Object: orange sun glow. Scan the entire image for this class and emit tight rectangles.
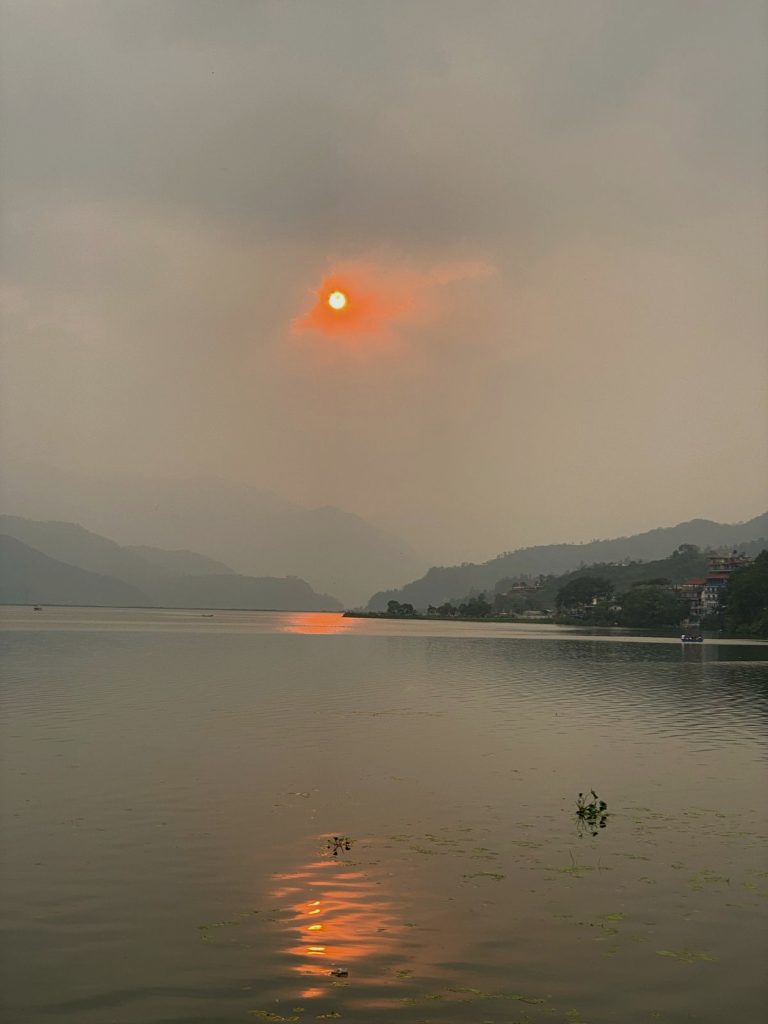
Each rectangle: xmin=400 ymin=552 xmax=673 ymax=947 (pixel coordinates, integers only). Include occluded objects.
xmin=292 ymin=259 xmax=494 ymax=342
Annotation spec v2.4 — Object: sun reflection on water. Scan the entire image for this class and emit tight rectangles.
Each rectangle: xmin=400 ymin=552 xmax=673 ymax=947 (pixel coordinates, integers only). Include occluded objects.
xmin=272 ymin=842 xmax=401 ymax=999
xmin=279 ymin=613 xmax=351 ymax=635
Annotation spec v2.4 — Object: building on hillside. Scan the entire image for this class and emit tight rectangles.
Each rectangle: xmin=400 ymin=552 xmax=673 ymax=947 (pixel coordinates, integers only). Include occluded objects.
xmin=675 ymin=578 xmax=705 ymax=602
xmin=495 ymin=578 xmax=543 ymax=595
xmin=707 ymin=553 xmax=753 ymax=572
xmin=677 ymin=551 xmax=752 ymax=623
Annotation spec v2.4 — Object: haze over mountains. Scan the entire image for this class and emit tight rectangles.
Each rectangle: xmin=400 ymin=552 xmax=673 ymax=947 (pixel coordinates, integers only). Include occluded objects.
xmin=0 ymin=472 xmax=427 ymax=607
xmin=367 ymin=512 xmax=768 ymax=611
xmin=0 ymin=516 xmax=341 ymax=610
xmin=2 ymin=508 xmax=766 ymax=614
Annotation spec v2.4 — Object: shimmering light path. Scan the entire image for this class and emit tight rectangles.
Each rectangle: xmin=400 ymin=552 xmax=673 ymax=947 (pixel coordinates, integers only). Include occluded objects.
xmin=1 ymin=608 xmax=766 ymax=1023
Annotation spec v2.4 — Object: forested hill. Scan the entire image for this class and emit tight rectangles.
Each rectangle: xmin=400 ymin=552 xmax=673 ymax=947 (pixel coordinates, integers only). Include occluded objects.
xmin=366 ymin=513 xmax=768 ymax=611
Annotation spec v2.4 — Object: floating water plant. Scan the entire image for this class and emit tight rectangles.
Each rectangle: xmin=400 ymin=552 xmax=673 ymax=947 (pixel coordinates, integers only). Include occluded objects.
xmin=576 ymin=790 xmax=609 ymax=836
xmin=326 ymin=836 xmax=352 ymax=856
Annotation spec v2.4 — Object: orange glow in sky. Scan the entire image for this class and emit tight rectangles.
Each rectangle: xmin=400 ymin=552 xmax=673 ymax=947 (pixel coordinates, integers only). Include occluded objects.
xmin=293 ymin=264 xmax=411 ymax=339
xmin=292 ymin=258 xmax=493 ymax=342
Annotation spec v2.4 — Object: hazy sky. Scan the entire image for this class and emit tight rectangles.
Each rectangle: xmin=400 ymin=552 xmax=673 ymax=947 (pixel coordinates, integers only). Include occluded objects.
xmin=1 ymin=0 xmax=767 ymax=563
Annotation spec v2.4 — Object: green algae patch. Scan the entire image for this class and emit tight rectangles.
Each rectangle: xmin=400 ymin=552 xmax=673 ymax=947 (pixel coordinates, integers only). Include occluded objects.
xmin=199 ymin=908 xmax=261 ymax=931
xmin=401 ymin=992 xmax=445 ymax=1005
xmin=656 ymin=949 xmax=717 ymax=964
xmin=549 ymin=864 xmax=594 ymax=878
xmin=687 ymin=870 xmax=729 ymax=891
xmin=247 ymin=1012 xmax=299 ymax=1023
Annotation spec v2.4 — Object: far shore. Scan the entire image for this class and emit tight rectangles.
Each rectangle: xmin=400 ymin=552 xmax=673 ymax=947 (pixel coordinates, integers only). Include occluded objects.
xmin=342 ymin=611 xmax=768 ymax=641
xmin=344 ymin=611 xmax=556 ymax=624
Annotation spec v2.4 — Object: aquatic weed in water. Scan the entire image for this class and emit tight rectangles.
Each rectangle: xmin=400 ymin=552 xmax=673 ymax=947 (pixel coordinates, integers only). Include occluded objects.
xmin=326 ymin=835 xmax=352 ymax=856
xmin=576 ymin=790 xmax=609 ymax=836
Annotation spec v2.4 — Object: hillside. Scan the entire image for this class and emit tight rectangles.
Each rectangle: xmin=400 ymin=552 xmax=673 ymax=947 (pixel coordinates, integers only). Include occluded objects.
xmin=531 ymin=548 xmax=711 ymax=610
xmin=0 ymin=517 xmax=342 ymax=610
xmin=0 ymin=475 xmax=427 ymax=606
xmin=151 ymin=574 xmax=342 ymax=611
xmin=0 ymin=535 xmax=151 ymax=607
xmin=124 ymin=544 xmax=235 ymax=578
xmin=367 ymin=512 xmax=768 ymax=611
xmin=0 ymin=514 xmax=177 ymax=590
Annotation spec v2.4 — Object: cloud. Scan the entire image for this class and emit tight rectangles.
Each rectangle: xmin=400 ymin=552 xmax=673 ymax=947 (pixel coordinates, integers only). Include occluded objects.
xmin=291 ymin=258 xmax=494 ymax=340
xmin=1 ymin=1 xmax=765 ymax=562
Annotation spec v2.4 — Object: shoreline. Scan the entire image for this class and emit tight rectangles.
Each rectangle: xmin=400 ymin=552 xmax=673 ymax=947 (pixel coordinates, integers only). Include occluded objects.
xmin=342 ymin=611 xmax=768 ymax=641
xmin=343 ymin=611 xmax=555 ymax=624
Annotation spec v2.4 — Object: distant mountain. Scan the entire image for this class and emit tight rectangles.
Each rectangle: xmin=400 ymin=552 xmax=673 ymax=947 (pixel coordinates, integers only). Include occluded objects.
xmin=0 ymin=514 xmax=240 ymax=586
xmin=0 ymin=516 xmax=342 ymax=610
xmin=367 ymin=513 xmax=768 ymax=611
xmin=152 ymin=574 xmax=341 ymax=611
xmin=0 ymin=514 xmax=173 ymax=590
xmin=124 ymin=544 xmax=235 ymax=578
xmin=0 ymin=476 xmax=427 ymax=606
xmin=0 ymin=535 xmax=150 ymax=607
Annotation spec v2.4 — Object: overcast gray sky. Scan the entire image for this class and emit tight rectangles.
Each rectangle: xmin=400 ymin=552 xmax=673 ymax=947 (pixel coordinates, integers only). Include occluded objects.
xmin=1 ymin=0 xmax=767 ymax=563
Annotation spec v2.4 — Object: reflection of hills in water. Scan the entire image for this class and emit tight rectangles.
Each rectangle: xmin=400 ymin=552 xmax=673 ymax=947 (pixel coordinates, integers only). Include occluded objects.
xmin=272 ymin=841 xmax=401 ymax=1000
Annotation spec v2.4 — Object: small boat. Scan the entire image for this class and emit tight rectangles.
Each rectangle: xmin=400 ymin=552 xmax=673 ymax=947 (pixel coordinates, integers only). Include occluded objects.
xmin=33 ymin=605 xmax=42 ymax=611
xmin=681 ymin=634 xmax=703 ymax=643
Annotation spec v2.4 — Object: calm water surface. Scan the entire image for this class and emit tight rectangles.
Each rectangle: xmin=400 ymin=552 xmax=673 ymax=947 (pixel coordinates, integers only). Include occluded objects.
xmin=1 ymin=608 xmax=767 ymax=1024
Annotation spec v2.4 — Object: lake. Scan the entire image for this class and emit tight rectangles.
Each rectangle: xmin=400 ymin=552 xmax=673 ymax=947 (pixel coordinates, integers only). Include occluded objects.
xmin=1 ymin=607 xmax=766 ymax=1024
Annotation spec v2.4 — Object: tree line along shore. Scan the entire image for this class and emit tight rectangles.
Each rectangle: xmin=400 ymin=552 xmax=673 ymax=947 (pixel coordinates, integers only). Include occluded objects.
xmin=345 ymin=545 xmax=768 ymax=639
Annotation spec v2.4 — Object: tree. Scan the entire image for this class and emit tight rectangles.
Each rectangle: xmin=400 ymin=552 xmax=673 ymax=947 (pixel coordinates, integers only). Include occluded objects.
xmin=458 ymin=592 xmax=492 ymax=618
xmin=556 ymin=575 xmax=613 ymax=610
xmin=672 ymin=544 xmax=701 ymax=558
xmin=386 ymin=600 xmax=416 ymax=616
xmin=619 ymin=586 xmax=684 ymax=628
xmin=724 ymin=550 xmax=768 ymax=638
xmin=493 ymin=591 xmax=515 ymax=615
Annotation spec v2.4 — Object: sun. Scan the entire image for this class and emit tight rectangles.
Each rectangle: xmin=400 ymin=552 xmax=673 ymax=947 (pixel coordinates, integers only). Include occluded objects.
xmin=328 ymin=290 xmax=347 ymax=310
